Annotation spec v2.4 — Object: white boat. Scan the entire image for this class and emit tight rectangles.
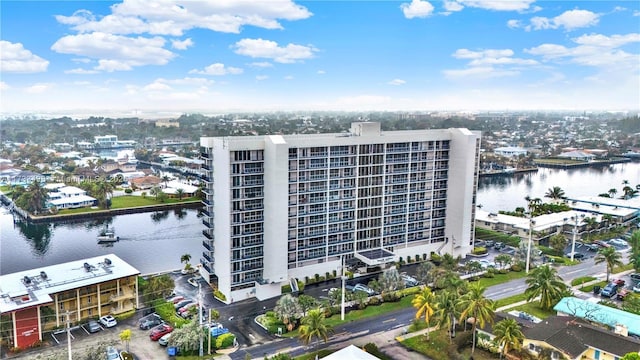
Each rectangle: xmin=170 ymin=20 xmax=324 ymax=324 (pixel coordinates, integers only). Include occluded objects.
xmin=97 ymin=226 xmax=119 ymax=243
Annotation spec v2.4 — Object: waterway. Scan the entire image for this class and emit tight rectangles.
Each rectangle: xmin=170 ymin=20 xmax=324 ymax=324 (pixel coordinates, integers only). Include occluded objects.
xmin=1 ymin=162 xmax=638 ymax=275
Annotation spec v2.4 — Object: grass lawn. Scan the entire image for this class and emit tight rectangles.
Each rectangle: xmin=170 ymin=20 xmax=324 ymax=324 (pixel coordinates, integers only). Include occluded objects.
xmin=294 ymin=349 xmax=335 ymax=359
xmin=53 ymin=196 xmax=199 ymax=215
xmin=579 ymin=280 xmax=608 ymax=293
xmin=613 ymin=263 xmax=634 ymax=273
xmin=495 ymin=293 xmax=529 ymax=309
xmin=459 ymin=347 xmax=500 ymax=359
xmin=477 ymin=271 xmax=527 ymax=288
xmin=512 ymin=302 xmax=555 ymax=319
xmin=571 ymin=276 xmax=597 ymax=286
xmin=401 ymin=329 xmax=453 ymax=360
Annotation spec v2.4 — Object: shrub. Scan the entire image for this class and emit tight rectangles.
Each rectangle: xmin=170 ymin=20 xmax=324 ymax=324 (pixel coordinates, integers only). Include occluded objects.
xmin=368 ymin=297 xmax=381 ymax=306
xmin=422 ymin=253 xmax=427 ymax=261
xmin=305 ymin=276 xmax=310 ymax=284
xmin=114 ymin=310 xmax=135 ymax=321
xmin=407 ymin=256 xmax=412 ymax=263
xmin=511 ymin=264 xmax=523 ymax=272
xmin=382 ymin=292 xmax=400 ymax=303
xmin=482 ymin=271 xmax=495 ymax=278
xmin=154 ymin=300 xmax=189 ymax=327
xmin=124 ymin=188 xmax=133 ymax=194
xmin=297 ymin=280 xmax=305 ymax=292
xmin=216 ymin=333 xmax=236 ymax=349
xmin=332 ymin=270 xmax=337 ymax=278
xmin=281 ymin=284 xmax=292 ymax=293
xmin=430 ymin=253 xmax=442 ymax=265
xmin=214 ymin=289 xmax=227 ymax=302
xmin=401 ymin=287 xmax=421 ymax=296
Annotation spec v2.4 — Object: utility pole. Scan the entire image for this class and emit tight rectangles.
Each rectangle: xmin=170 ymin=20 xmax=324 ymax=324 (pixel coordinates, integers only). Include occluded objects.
xmin=526 ymin=215 xmax=534 ymax=274
xmin=570 ymin=214 xmax=585 ymax=262
xmin=198 ymin=282 xmax=203 ymax=357
xmin=66 ymin=311 xmax=72 ymax=360
xmin=341 ymin=255 xmax=346 ymax=321
xmin=207 ymin=307 xmax=212 ymax=354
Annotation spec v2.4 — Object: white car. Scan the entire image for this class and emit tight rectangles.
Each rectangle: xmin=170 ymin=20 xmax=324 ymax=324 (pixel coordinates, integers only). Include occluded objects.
xmin=100 ymin=315 xmax=117 ymax=328
xmin=477 ymin=259 xmax=496 ymax=269
xmin=158 ymin=332 xmax=172 ymax=346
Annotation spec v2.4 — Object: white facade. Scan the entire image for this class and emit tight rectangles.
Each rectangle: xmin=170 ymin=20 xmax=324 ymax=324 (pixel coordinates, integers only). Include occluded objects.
xmin=494 ymin=146 xmax=527 ymax=157
xmin=200 ymin=123 xmax=481 ymax=302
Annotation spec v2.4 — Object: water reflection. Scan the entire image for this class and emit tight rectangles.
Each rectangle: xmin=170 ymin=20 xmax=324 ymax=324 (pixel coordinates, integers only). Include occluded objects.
xmin=16 ymin=221 xmax=52 ymax=256
xmin=174 ymin=208 xmax=187 ymax=219
xmin=151 ymin=210 xmax=170 ymax=222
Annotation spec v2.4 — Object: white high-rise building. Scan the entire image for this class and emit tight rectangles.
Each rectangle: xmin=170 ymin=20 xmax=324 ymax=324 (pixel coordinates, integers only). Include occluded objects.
xmin=200 ymin=122 xmax=481 ymax=303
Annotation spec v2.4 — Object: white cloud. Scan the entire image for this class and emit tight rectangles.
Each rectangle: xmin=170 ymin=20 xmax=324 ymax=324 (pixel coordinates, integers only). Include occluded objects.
xmin=388 ymin=79 xmax=406 ymax=85
xmin=65 ymin=68 xmax=100 ymax=74
xmin=189 ymin=63 xmax=243 ymax=76
xmin=233 ymin=38 xmax=317 ymax=63
xmin=456 ymin=0 xmax=535 ymax=12
xmin=446 ymin=48 xmax=536 ymax=79
xmin=317 ymin=70 xmax=326 ymax=75
xmin=443 ymin=66 xmax=520 ymax=78
xmin=443 ymin=1 xmax=464 ymax=12
xmin=525 ymin=33 xmax=640 ymax=67
xmin=249 ymin=62 xmax=273 ymax=68
xmin=507 ymin=19 xmax=521 ymax=28
xmin=51 ymin=32 xmax=175 ymax=72
xmin=284 ymin=75 xmax=294 ymax=80
xmin=634 ymin=10 xmax=640 ymax=16
xmin=0 ymin=41 xmax=49 ymax=73
xmin=72 ymin=58 xmax=92 ymax=63
xmin=143 ymin=81 xmax=172 ymax=91
xmin=256 ymin=75 xmax=269 ymax=81
xmin=171 ymin=38 xmax=193 ymax=50
xmin=528 ymin=10 xmax=599 ymax=31
xmin=0 ymin=81 xmax=9 ymax=91
xmin=400 ymin=0 xmax=435 ymax=19
xmin=25 ymin=83 xmax=54 ymax=94
xmin=55 ymin=0 xmax=312 ymax=36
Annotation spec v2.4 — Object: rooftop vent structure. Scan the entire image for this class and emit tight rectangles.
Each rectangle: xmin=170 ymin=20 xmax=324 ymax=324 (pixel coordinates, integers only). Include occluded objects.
xmin=40 ymin=271 xmax=48 ymax=280
xmin=104 ymin=258 xmax=112 ymax=266
xmin=23 ymin=276 xmax=31 ymax=285
xmin=83 ymin=262 xmax=92 ymax=272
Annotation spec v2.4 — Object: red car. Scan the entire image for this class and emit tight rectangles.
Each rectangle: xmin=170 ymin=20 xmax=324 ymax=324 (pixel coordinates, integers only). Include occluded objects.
xmin=594 ymin=240 xmax=611 ymax=248
xmin=612 ymin=279 xmax=626 ymax=287
xmin=149 ymin=324 xmax=173 ymax=341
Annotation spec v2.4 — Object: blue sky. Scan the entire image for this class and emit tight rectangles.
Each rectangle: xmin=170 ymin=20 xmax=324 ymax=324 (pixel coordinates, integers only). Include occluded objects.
xmin=1 ymin=0 xmax=639 ymax=116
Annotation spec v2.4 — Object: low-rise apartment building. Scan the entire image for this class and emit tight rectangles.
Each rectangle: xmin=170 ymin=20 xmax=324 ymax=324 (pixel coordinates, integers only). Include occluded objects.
xmin=0 ymin=254 xmax=139 ymax=349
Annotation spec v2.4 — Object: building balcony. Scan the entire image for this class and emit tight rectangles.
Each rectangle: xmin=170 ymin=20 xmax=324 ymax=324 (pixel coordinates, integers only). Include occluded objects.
xmin=200 ymin=151 xmax=212 ymax=159
xmin=109 ymin=289 xmax=134 ymax=302
xmin=203 ymin=252 xmax=213 ymax=263
xmin=202 ymin=209 xmax=213 ymax=218
xmin=202 ymin=164 xmax=212 ymax=171
xmin=202 ymin=219 xmax=214 ymax=229
xmin=201 ymin=260 xmax=212 ymax=273
xmin=110 ymin=301 xmax=135 ymax=315
xmin=203 ymin=239 xmax=214 ymax=251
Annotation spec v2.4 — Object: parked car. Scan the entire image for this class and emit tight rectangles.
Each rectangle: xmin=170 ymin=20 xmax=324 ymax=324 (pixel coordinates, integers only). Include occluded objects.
xmin=158 ymin=333 xmax=172 ymax=346
xmin=585 ymin=244 xmax=599 ymax=251
xmin=86 ymin=319 xmax=102 ymax=333
xmin=564 ymin=252 xmax=585 ymax=260
xmin=493 ymin=242 xmax=505 ymax=250
xmin=150 ymin=324 xmax=174 ymax=341
xmin=611 ymin=279 xmax=626 ymax=287
xmin=100 ymin=315 xmax=117 ymax=328
xmin=600 ymin=283 xmax=619 ymax=298
xmin=106 ymin=346 xmax=119 ymax=360
xmin=484 ymin=240 xmax=495 ymax=248
xmin=139 ymin=315 xmax=163 ymax=330
xmin=631 ymin=273 xmax=640 ymax=282
xmin=174 ymin=299 xmax=193 ymax=310
xmin=617 ymin=288 xmax=630 ymax=301
xmin=168 ymin=295 xmax=185 ymax=304
xmin=594 ymin=240 xmax=611 ymax=248
xmin=608 ymin=238 xmax=628 ymax=247
xmin=633 ymin=283 xmax=640 ymax=293
xmin=401 ymin=274 xmax=419 ymax=287
xmin=178 ymin=302 xmax=198 ymax=316
xmin=348 ymin=283 xmax=377 ymax=296
xmin=477 ymin=259 xmax=496 ymax=269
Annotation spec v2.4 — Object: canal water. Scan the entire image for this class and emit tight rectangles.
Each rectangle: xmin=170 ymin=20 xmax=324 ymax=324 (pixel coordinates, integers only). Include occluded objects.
xmin=1 ymin=162 xmax=638 ymax=275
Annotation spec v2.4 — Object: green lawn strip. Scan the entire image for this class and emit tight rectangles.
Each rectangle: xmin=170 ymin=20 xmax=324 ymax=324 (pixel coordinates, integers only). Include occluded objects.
xmin=579 ymin=280 xmax=608 ymax=293
xmin=400 ymin=329 xmax=452 ymax=360
xmin=53 ymin=197 xmax=199 ymax=215
xmin=294 ymin=349 xmax=335 ymax=359
xmin=571 ymin=276 xmax=597 ymax=286
xmin=613 ymin=263 xmax=634 ymax=274
xmin=476 ymin=270 xmax=527 ymax=287
xmin=511 ymin=302 xmax=555 ymax=320
xmin=494 ymin=293 xmax=529 ymax=309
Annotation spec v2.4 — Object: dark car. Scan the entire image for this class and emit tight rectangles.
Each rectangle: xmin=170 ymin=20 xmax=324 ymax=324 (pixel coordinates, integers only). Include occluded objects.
xmin=150 ymin=324 xmax=173 ymax=341
xmin=493 ymin=242 xmax=505 ymax=250
xmin=174 ymin=299 xmax=193 ymax=310
xmin=600 ymin=283 xmax=619 ymax=298
xmin=86 ymin=319 xmax=102 ymax=333
xmin=585 ymin=244 xmax=599 ymax=252
xmin=484 ymin=240 xmax=494 ymax=248
xmin=139 ymin=316 xmax=163 ymax=330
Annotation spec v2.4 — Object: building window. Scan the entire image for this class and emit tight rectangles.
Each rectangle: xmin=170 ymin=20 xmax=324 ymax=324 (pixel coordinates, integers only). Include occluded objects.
xmin=87 ymin=296 xmax=91 ymax=304
xmin=88 ymin=309 xmax=92 ymax=316
xmin=59 ymin=303 xmax=64 ymax=310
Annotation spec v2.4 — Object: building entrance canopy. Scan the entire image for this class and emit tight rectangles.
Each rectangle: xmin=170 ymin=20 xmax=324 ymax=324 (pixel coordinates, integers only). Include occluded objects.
xmin=354 ymin=248 xmax=397 ymax=266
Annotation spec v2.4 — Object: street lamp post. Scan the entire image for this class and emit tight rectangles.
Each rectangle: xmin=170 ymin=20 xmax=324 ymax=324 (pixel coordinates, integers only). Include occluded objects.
xmin=525 ymin=216 xmax=535 ymax=274
xmin=570 ymin=214 xmax=585 ymax=262
xmin=340 ymin=255 xmax=346 ymax=321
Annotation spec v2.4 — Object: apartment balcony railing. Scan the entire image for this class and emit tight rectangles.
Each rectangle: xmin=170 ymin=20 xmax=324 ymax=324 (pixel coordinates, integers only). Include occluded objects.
xmin=110 ymin=301 xmax=135 ymax=315
xmin=202 ymin=230 xmax=213 ymax=240
xmin=202 ymin=239 xmax=214 ymax=251
xmin=202 ymin=219 xmax=214 ymax=229
xmin=109 ymin=289 xmax=134 ymax=302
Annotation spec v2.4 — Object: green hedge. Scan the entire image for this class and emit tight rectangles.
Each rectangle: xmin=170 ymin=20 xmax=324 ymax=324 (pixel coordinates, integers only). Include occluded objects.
xmin=472 ymin=247 xmax=488 ymax=255
xmin=216 ymin=333 xmax=235 ymax=349
xmin=153 ymin=300 xmax=189 ymax=327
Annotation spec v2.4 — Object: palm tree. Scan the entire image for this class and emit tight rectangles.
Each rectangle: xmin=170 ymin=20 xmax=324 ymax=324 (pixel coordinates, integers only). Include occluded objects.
xmin=274 ymin=294 xmax=301 ymax=331
xmin=608 ymin=188 xmax=617 ymax=198
xmin=412 ymin=287 xmax=436 ymax=339
xmin=544 ymin=186 xmax=566 ymax=201
xmin=434 ymin=290 xmax=459 ymax=343
xmin=458 ymin=282 xmax=495 ymax=354
xmin=175 ymin=188 xmax=185 ymax=200
xmin=94 ymin=179 xmax=115 ymax=209
xmin=162 ymin=175 xmax=170 ymax=188
xmin=180 ymin=253 xmax=191 ymax=268
xmin=525 ymin=265 xmax=567 ymax=310
xmin=298 ymin=308 xmax=333 ymax=350
xmin=150 ymin=186 xmax=162 ymax=200
xmin=493 ymin=318 xmax=524 ymax=359
xmin=26 ymin=179 xmax=48 ymax=214
xmin=595 ymin=246 xmax=624 ymax=282
xmin=441 ymin=253 xmax=457 ymax=271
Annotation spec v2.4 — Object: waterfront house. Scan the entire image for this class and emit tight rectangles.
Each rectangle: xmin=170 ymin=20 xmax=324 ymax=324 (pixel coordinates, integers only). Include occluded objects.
xmin=554 ymin=297 xmax=640 ymax=337
xmin=0 ymin=254 xmax=139 ymax=349
xmin=558 ymin=150 xmax=595 ymax=162
xmin=130 ymin=175 xmax=162 ymax=190
xmin=494 ymin=146 xmax=528 ymax=158
xmin=46 ymin=185 xmax=97 ymax=209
